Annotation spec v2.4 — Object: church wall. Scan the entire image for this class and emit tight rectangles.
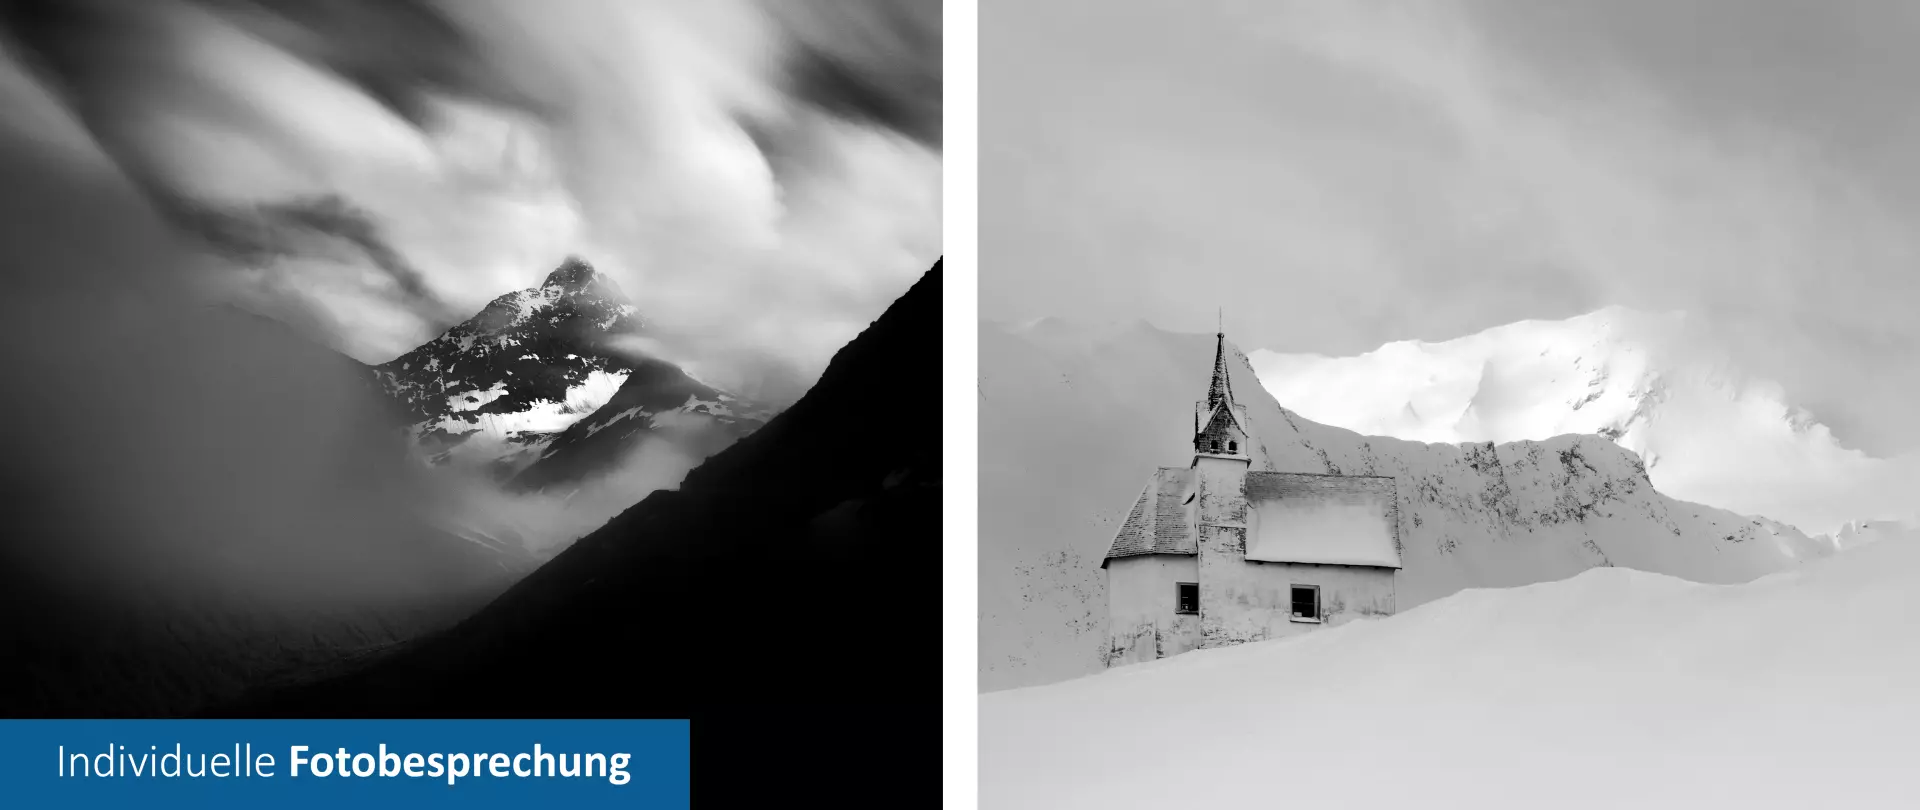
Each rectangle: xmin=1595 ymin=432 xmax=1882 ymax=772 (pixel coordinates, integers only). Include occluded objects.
xmin=1193 ymin=456 xmax=1251 ymax=648
xmin=1104 ymin=554 xmax=1200 ymax=667
xmin=1200 ymin=560 xmax=1395 ymax=645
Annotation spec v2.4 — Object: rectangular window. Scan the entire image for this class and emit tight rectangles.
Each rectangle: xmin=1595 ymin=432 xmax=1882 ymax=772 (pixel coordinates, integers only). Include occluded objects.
xmin=1175 ymin=582 xmax=1199 ymax=615
xmin=1290 ymin=585 xmax=1320 ymax=622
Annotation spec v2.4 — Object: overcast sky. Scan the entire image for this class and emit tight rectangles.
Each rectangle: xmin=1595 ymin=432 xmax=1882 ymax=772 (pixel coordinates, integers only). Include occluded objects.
xmin=1 ymin=0 xmax=940 ymax=403
xmin=981 ymin=0 xmax=1920 ymax=457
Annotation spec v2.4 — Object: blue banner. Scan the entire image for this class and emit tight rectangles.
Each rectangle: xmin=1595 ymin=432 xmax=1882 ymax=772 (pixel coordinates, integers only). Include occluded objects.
xmin=0 ymin=719 xmax=689 ymax=808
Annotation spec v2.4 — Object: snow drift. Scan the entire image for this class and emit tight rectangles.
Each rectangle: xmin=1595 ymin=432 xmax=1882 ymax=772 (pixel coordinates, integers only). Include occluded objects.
xmin=980 ymin=319 xmax=1834 ymax=691
xmin=981 ymin=533 xmax=1920 ymax=809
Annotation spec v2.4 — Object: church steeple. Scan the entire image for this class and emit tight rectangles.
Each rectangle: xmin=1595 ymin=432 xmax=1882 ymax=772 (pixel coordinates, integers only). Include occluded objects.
xmin=1205 ymin=330 xmax=1233 ymax=412
xmin=1192 ymin=329 xmax=1250 ymax=462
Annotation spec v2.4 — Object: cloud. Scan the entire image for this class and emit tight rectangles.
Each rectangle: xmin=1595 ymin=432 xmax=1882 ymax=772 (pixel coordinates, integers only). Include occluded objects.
xmin=1 ymin=0 xmax=942 ymax=390
xmin=425 ymin=437 xmax=707 ymax=559
xmin=981 ymin=0 xmax=1918 ymax=457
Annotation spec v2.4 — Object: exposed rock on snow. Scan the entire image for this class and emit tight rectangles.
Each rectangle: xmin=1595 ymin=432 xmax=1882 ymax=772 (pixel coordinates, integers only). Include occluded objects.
xmin=374 ymin=256 xmax=644 ymax=473
xmin=509 ymin=357 xmax=777 ymax=493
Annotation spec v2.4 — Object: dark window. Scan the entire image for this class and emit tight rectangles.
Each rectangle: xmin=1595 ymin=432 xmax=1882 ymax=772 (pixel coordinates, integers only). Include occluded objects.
xmin=1228 ymin=440 xmax=1237 ymax=453
xmin=1175 ymin=582 xmax=1199 ymax=614
xmin=1291 ymin=585 xmax=1319 ymax=620
xmin=1210 ymin=440 xmax=1220 ymax=452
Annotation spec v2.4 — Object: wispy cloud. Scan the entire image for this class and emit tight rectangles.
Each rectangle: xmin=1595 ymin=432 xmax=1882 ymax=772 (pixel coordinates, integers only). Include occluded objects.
xmin=982 ymin=0 xmax=1918 ymax=456
xmin=3 ymin=0 xmax=941 ymax=391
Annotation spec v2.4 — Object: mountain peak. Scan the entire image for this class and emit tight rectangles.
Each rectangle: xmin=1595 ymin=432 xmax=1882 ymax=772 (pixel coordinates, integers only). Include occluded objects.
xmin=534 ymin=256 xmax=632 ymax=311
xmin=372 ymin=255 xmax=652 ymax=472
xmin=1247 ymin=307 xmax=1902 ymax=537
xmin=542 ymin=255 xmax=603 ymax=291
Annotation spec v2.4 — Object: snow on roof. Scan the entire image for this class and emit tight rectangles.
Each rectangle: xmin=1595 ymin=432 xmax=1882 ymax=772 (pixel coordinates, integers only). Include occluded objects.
xmin=1102 ymin=467 xmax=1197 ymax=566
xmin=1244 ymin=471 xmax=1402 ymax=569
xmin=1102 ymin=469 xmax=1403 ymax=568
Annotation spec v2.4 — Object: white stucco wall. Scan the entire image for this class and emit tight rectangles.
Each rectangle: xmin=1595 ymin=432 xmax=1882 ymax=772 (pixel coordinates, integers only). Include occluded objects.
xmin=1203 ymin=560 xmax=1395 ymax=644
xmin=1105 ymin=554 xmax=1200 ymax=667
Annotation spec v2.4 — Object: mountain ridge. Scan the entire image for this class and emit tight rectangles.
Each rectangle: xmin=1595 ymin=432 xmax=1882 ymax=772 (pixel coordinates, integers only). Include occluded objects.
xmin=1246 ymin=306 xmax=1917 ymax=536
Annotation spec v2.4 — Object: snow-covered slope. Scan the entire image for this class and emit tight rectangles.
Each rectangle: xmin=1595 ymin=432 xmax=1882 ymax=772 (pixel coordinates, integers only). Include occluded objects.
xmin=1830 ymin=517 xmax=1920 ymax=551
xmin=982 ymin=534 xmax=1920 ymax=809
xmin=980 ymin=318 xmax=1834 ymax=691
xmin=1247 ymin=307 xmax=1919 ymax=536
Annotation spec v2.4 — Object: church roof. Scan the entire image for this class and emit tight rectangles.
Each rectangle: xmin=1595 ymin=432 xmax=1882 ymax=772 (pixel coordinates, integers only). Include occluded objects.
xmin=1193 ymin=331 xmax=1251 ymax=442
xmin=1205 ymin=331 xmax=1234 ymax=411
xmin=1243 ymin=471 xmax=1403 ymax=569
xmin=1101 ymin=466 xmax=1197 ymax=567
xmin=1197 ymin=399 xmax=1250 ymax=442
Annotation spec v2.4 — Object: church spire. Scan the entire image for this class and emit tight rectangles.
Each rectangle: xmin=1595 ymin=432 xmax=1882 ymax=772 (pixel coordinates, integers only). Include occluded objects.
xmin=1192 ymin=326 xmax=1251 ymax=462
xmin=1205 ymin=329 xmax=1233 ymax=411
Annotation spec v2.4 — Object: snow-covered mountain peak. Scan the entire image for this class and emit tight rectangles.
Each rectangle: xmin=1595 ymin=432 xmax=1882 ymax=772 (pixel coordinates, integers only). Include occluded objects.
xmin=1254 ymin=306 xmax=1694 ymax=447
xmin=451 ymin=256 xmax=638 ymax=341
xmin=1248 ymin=307 xmax=1914 ymax=535
xmin=371 ymin=257 xmax=673 ymax=474
xmin=361 ymin=255 xmax=770 ymax=491
xmin=540 ymin=255 xmax=610 ymax=292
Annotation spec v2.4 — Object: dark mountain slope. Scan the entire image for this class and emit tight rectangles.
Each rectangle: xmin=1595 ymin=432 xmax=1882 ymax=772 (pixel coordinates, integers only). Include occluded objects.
xmin=221 ymin=258 xmax=942 ymax=717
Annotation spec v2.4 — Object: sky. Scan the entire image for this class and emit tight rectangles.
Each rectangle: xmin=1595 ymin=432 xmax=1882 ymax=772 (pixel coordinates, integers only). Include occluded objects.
xmin=980 ymin=0 xmax=1920 ymax=458
xmin=1 ymin=0 xmax=941 ymax=403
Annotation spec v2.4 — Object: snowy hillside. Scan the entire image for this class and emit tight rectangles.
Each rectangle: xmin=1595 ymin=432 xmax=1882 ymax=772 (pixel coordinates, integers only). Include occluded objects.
xmin=979 ymin=318 xmax=1835 ymax=691
xmin=1831 ymin=517 xmax=1920 ymax=551
xmin=981 ymin=534 xmax=1920 ymax=809
xmin=1247 ymin=307 xmax=1919 ymax=536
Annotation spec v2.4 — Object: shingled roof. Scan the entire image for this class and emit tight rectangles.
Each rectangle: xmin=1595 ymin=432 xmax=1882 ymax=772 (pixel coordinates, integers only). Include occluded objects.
xmin=1191 ymin=332 xmax=1250 ymax=440
xmin=1101 ymin=466 xmax=1198 ymax=568
xmin=1205 ymin=331 xmax=1234 ymax=412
